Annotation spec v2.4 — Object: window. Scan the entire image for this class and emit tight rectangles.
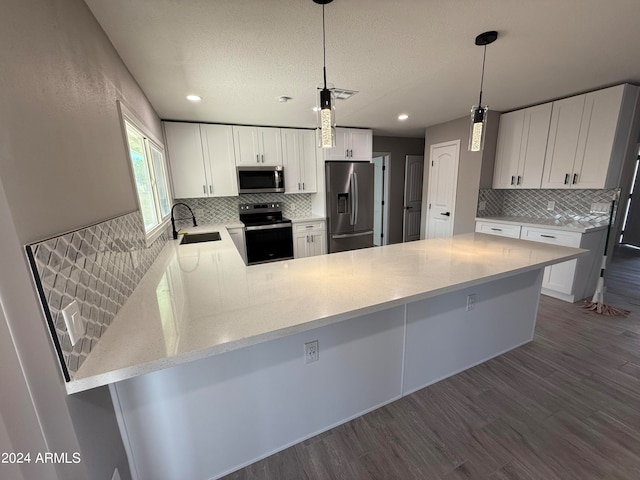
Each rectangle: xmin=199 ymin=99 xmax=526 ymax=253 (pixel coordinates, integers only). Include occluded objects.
xmin=121 ymin=109 xmax=172 ymax=243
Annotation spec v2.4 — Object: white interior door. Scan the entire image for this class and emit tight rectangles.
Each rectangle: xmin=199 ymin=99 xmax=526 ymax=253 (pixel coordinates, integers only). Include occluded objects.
xmin=403 ymin=155 xmax=424 ymax=242
xmin=426 ymin=141 xmax=459 ymax=239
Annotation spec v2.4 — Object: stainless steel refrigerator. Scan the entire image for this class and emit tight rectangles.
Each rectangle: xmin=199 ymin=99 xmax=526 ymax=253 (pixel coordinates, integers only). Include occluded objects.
xmin=325 ymin=161 xmax=375 ymax=253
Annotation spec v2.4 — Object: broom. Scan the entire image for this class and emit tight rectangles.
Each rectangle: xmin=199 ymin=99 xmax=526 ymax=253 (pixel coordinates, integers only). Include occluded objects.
xmin=583 ymin=198 xmax=629 ymax=316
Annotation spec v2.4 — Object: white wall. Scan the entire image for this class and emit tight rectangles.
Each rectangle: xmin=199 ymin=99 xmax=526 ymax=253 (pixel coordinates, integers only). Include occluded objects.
xmin=0 ymin=0 xmax=165 ymax=478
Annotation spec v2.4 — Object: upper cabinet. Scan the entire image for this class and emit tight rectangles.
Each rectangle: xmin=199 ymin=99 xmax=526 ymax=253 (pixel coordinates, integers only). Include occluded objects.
xmin=164 ymin=122 xmax=238 ymax=198
xmin=323 ymin=128 xmax=373 ymax=161
xmin=541 ymin=84 xmax=639 ymax=189
xmin=282 ymin=129 xmax=317 ymax=194
xmin=233 ymin=126 xmax=283 ymax=166
xmin=493 ymin=103 xmax=552 ymax=189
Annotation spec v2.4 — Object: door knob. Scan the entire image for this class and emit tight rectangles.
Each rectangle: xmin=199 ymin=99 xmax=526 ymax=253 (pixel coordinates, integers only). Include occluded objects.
xmin=440 ymin=212 xmax=451 ymax=216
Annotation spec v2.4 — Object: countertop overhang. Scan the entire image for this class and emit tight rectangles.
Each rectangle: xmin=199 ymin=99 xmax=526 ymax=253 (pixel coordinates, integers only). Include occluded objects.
xmin=67 ymin=229 xmax=587 ymax=394
xmin=476 ymin=216 xmax=608 ymax=233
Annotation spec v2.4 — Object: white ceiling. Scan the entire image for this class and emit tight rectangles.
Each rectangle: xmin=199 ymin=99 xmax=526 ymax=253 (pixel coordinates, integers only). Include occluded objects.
xmin=84 ymin=0 xmax=640 ymax=138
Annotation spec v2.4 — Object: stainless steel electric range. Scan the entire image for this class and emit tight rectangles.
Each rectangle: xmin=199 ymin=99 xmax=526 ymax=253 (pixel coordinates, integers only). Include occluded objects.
xmin=239 ymin=203 xmax=294 ymax=265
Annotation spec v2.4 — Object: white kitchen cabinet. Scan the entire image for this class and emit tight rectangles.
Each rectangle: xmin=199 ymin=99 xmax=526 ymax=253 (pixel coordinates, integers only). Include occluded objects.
xmin=520 ymin=227 xmax=581 ymax=296
xmin=324 ymin=128 xmax=372 ymax=161
xmin=493 ymin=103 xmax=551 ymax=189
xmin=282 ymin=129 xmax=317 ymax=194
xmin=293 ymin=220 xmax=326 ymax=258
xmin=541 ymin=84 xmax=639 ymax=189
xmin=477 ymin=219 xmax=606 ymax=302
xmin=227 ymin=227 xmax=247 ymax=264
xmin=164 ymin=122 xmax=238 ymax=198
xmin=233 ymin=126 xmax=283 ymax=166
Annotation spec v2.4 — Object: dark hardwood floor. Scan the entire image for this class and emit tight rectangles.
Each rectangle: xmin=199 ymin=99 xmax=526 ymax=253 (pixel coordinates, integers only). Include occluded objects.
xmin=223 ymin=246 xmax=640 ymax=480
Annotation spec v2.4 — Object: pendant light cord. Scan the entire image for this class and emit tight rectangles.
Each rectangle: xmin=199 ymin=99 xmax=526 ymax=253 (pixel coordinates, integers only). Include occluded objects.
xmin=322 ymin=4 xmax=327 ymax=89
xmin=478 ymin=44 xmax=487 ymax=106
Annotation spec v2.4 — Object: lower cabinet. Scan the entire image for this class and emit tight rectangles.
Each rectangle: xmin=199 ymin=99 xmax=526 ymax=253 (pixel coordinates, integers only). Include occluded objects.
xmin=227 ymin=227 xmax=247 ymax=264
xmin=476 ymin=220 xmax=605 ymax=302
xmin=293 ymin=220 xmax=326 ymax=258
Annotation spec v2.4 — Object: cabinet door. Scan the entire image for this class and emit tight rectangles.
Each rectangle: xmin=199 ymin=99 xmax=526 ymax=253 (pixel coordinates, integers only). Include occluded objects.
xmin=323 ymin=127 xmax=349 ymax=160
xmin=541 ymin=95 xmax=586 ymax=189
xmin=573 ymin=85 xmax=625 ymax=189
xmin=349 ymin=129 xmax=373 ymax=161
xmin=543 ymin=260 xmax=578 ymax=295
xmin=518 ymin=103 xmax=552 ymax=188
xmin=164 ymin=122 xmax=208 ymax=198
xmin=293 ymin=232 xmax=310 ymax=258
xmin=309 ymin=232 xmax=326 ymax=256
xmin=257 ymin=127 xmax=283 ymax=166
xmin=282 ymin=130 xmax=302 ymax=193
xmin=200 ymin=124 xmax=238 ymax=197
xmin=233 ymin=126 xmax=261 ymax=166
xmin=493 ymin=110 xmax=524 ymax=189
xmin=299 ymin=129 xmax=317 ymax=192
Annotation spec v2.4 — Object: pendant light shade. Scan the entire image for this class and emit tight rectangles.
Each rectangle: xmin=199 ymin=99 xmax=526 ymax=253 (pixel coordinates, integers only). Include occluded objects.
xmin=314 ymin=0 xmax=335 ymax=148
xmin=469 ymin=31 xmax=498 ymax=152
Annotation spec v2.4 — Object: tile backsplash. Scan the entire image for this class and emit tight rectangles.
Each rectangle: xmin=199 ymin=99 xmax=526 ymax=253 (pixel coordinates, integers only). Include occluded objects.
xmin=173 ymin=193 xmax=313 ymax=229
xmin=26 ymin=211 xmax=168 ymax=380
xmin=477 ymin=188 xmax=620 ymax=223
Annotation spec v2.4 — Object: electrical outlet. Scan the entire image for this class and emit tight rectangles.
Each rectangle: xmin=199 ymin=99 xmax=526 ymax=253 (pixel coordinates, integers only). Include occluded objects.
xmin=466 ymin=294 xmax=476 ymax=311
xmin=478 ymin=201 xmax=486 ymax=211
xmin=547 ymin=201 xmax=555 ymax=211
xmin=304 ymin=340 xmax=319 ymax=364
xmin=62 ymin=300 xmax=85 ymax=346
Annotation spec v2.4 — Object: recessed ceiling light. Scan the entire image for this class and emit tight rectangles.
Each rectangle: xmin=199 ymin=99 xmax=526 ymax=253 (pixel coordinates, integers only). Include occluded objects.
xmin=398 ymin=114 xmax=409 ymax=121
xmin=186 ymin=95 xmax=202 ymax=102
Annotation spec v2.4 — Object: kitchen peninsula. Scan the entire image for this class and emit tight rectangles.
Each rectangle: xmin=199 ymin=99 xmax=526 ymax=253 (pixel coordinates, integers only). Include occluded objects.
xmin=73 ymin=230 xmax=585 ymax=479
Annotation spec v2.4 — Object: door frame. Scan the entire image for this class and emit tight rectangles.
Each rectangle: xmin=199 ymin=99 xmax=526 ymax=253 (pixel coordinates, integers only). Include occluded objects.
xmin=425 ymin=140 xmax=460 ymax=239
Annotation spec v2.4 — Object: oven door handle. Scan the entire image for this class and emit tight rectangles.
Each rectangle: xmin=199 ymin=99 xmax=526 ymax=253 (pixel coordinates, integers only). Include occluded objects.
xmin=244 ymin=223 xmax=292 ymax=232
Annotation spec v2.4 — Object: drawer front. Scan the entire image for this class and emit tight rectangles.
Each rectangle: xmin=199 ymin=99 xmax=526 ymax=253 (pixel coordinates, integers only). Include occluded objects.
xmin=293 ymin=221 xmax=325 ymax=234
xmin=475 ymin=221 xmax=521 ymax=239
xmin=520 ymin=227 xmax=581 ymax=247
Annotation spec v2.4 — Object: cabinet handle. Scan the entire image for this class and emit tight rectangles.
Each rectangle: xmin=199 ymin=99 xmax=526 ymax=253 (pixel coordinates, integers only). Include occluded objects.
xmin=345 ymin=149 xmax=349 ymax=158
xmin=209 ymin=185 xmax=213 ymax=194
xmin=311 ymin=235 xmax=314 ymax=243
xmin=307 ymin=235 xmax=310 ymax=243
xmin=256 ymin=154 xmax=260 ymax=164
xmin=302 ymin=182 xmax=305 ymax=190
xmin=203 ymin=185 xmax=206 ymax=194
xmin=298 ymin=182 xmax=301 ymax=190
xmin=572 ymin=173 xmax=578 ymax=185
xmin=517 ymin=176 xmax=522 ymax=185
xmin=261 ymin=154 xmax=265 ymax=163
xmin=490 ymin=228 xmax=502 ymax=231
xmin=350 ymin=149 xmax=353 ymax=158
xmin=541 ymin=234 xmax=556 ymax=239
xmin=564 ymin=173 xmax=570 ymax=185
xmin=511 ymin=176 xmax=515 ymax=186
xmin=306 ymin=225 xmax=314 ymax=229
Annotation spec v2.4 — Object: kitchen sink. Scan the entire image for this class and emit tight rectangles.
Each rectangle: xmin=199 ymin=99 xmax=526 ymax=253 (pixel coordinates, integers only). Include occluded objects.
xmin=179 ymin=231 xmax=222 ymax=245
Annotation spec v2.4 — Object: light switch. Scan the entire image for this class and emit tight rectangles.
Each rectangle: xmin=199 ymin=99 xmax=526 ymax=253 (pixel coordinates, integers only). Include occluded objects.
xmin=62 ymin=300 xmax=85 ymax=346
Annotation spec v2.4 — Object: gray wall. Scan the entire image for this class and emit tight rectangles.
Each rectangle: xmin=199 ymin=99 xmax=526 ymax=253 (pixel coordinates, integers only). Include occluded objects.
xmin=0 ymin=0 xmax=164 ymax=478
xmin=422 ymin=112 xmax=499 ymax=237
xmin=372 ymin=136 xmax=426 ymax=244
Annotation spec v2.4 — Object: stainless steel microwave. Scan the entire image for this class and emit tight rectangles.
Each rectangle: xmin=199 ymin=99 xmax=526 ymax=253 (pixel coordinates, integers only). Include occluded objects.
xmin=237 ymin=166 xmax=285 ymax=194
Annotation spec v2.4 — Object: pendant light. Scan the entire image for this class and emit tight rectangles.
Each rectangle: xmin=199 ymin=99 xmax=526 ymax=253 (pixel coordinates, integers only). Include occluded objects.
xmin=314 ymin=0 xmax=335 ymax=148
xmin=469 ymin=30 xmax=498 ymax=152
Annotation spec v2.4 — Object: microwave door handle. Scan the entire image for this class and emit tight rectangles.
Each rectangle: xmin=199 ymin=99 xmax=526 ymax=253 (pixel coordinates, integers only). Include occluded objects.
xmin=349 ymin=173 xmax=355 ymax=225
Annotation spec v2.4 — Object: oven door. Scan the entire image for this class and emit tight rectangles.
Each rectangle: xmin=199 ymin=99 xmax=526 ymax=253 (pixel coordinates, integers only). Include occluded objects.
xmin=244 ymin=223 xmax=294 ymax=265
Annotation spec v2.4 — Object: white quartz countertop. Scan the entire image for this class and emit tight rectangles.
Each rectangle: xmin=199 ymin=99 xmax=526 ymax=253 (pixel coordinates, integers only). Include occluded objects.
xmin=67 ymin=229 xmax=587 ymax=393
xmin=476 ymin=216 xmax=608 ymax=233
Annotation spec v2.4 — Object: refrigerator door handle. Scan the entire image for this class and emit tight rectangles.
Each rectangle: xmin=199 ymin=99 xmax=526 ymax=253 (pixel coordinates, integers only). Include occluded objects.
xmin=349 ymin=173 xmax=356 ymax=225
xmin=353 ymin=172 xmax=359 ymax=225
xmin=332 ymin=231 xmax=374 ymax=239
